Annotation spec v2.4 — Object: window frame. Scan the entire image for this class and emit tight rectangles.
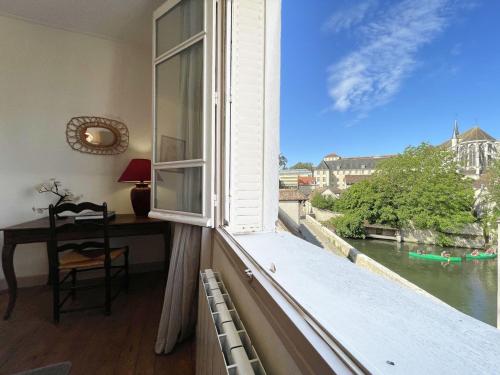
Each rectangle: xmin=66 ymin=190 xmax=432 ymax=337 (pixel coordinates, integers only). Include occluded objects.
xmin=150 ymin=0 xmax=216 ymax=227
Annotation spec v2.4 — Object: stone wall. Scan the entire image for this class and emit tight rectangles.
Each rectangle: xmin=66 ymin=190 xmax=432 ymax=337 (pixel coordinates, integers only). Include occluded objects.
xmin=400 ymin=224 xmax=485 ymax=249
xmin=310 ymin=207 xmax=342 ymax=222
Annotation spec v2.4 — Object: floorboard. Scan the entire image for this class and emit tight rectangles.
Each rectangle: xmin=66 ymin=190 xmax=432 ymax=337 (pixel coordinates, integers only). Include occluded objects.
xmin=0 ymin=272 xmax=195 ymax=375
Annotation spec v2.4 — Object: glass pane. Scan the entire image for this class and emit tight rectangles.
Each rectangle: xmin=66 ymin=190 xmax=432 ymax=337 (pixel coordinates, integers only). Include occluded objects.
xmin=155 ymin=168 xmax=202 ymax=214
xmin=156 ymin=0 xmax=204 ymax=57
xmin=155 ymin=41 xmax=203 ymax=163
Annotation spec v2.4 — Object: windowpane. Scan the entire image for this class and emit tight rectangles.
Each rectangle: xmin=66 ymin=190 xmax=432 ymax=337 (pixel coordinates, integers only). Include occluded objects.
xmin=156 ymin=0 xmax=204 ymax=57
xmin=155 ymin=41 xmax=203 ymax=162
xmin=154 ymin=167 xmax=202 ymax=214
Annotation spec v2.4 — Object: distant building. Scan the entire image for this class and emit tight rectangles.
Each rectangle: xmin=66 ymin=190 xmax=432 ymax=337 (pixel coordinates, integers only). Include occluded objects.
xmin=297 ymin=176 xmax=316 ymax=196
xmin=314 ymin=123 xmax=499 ymax=191
xmin=279 ymin=168 xmax=312 ymax=188
xmin=443 ymin=122 xmax=499 ymax=177
xmin=314 ymin=186 xmax=342 ymax=198
xmin=314 ymin=154 xmax=392 ymax=189
xmin=278 ymin=189 xmax=307 ymax=234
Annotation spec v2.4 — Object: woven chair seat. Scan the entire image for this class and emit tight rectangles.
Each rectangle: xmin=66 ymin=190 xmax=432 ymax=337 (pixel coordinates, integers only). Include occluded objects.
xmin=59 ymin=247 xmax=127 ymax=270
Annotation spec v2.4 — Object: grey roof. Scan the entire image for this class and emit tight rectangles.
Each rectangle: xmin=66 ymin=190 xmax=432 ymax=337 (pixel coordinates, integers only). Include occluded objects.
xmin=317 ymin=155 xmax=392 ymax=171
xmin=316 ymin=160 xmax=329 ymax=169
xmin=279 ymin=168 xmax=312 ymax=176
xmin=442 ymin=126 xmax=497 ymax=148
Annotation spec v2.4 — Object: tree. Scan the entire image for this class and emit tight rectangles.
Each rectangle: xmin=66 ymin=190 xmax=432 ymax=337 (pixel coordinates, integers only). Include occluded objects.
xmin=310 ymin=192 xmax=337 ymax=211
xmin=290 ymin=162 xmax=314 ymax=171
xmin=486 ymin=159 xmax=500 ymax=214
xmin=332 ymin=143 xmax=476 ymax=243
xmin=482 ymin=160 xmax=500 ymax=242
xmin=279 ymin=153 xmax=288 ymax=170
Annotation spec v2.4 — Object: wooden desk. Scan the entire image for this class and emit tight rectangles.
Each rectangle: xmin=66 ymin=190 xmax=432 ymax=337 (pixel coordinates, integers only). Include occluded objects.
xmin=1 ymin=214 xmax=170 ymax=320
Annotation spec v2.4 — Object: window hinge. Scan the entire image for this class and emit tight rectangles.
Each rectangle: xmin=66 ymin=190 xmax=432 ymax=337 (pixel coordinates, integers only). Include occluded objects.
xmin=214 ymin=92 xmax=219 ymax=105
xmin=213 ymin=194 xmax=218 ymax=207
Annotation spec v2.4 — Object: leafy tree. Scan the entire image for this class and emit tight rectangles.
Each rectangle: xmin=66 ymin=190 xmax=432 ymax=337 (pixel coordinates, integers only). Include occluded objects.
xmin=329 ymin=212 xmax=366 ymax=239
xmin=332 ymin=143 xmax=476 ymax=242
xmin=279 ymin=153 xmax=288 ymax=170
xmin=290 ymin=162 xmax=314 ymax=171
xmin=310 ymin=192 xmax=337 ymax=211
xmin=482 ymin=160 xmax=500 ymax=242
xmin=486 ymin=159 xmax=500 ymax=215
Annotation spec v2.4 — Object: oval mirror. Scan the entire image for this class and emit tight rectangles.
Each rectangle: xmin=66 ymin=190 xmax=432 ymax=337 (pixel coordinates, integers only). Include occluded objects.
xmin=66 ymin=116 xmax=129 ymax=155
xmin=84 ymin=127 xmax=117 ymax=147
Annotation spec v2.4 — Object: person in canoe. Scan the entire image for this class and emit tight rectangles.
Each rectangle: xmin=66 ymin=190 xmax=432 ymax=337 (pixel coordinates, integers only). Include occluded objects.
xmin=416 ymin=249 xmax=427 ymax=255
xmin=485 ymin=248 xmax=497 ymax=255
xmin=470 ymin=249 xmax=480 ymax=257
xmin=441 ymin=250 xmax=451 ymax=261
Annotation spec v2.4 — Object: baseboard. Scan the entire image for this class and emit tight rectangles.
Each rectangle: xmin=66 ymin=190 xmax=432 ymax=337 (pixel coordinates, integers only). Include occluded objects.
xmin=0 ymin=261 xmax=165 ymax=292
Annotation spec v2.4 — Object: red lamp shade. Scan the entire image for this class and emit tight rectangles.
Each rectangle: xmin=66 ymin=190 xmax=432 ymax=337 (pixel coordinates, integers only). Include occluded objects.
xmin=118 ymin=159 xmax=151 ymax=183
xmin=118 ymin=159 xmax=151 ymax=216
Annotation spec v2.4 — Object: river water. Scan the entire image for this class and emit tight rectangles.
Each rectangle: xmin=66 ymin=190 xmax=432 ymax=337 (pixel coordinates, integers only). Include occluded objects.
xmin=346 ymin=238 xmax=497 ymax=326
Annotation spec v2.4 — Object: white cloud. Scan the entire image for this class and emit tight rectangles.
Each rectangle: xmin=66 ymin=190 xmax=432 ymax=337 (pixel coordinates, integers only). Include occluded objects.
xmin=323 ymin=1 xmax=377 ymax=33
xmin=327 ymin=0 xmax=468 ymax=113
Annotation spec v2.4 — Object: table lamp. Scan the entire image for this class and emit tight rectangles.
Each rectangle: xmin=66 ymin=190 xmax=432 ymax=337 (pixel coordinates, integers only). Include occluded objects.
xmin=118 ymin=159 xmax=151 ymax=216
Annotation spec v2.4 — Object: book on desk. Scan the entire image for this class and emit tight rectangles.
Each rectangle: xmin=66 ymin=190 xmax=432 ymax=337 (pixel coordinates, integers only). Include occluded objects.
xmin=59 ymin=211 xmax=116 ymax=221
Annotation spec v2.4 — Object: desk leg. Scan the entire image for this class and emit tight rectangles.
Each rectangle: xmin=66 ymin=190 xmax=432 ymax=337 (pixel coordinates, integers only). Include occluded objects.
xmin=2 ymin=243 xmax=17 ymax=320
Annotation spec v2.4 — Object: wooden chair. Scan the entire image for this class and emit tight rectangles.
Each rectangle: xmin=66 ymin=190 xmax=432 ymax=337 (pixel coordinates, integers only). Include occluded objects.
xmin=48 ymin=202 xmax=129 ymax=323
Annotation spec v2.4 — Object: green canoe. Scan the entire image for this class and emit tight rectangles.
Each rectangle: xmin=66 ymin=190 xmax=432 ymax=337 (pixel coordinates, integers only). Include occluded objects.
xmin=465 ymin=252 xmax=497 ymax=260
xmin=409 ymin=252 xmax=462 ymax=262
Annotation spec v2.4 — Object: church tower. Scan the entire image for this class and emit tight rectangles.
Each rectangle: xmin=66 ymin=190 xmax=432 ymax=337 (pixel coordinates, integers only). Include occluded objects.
xmin=451 ymin=120 xmax=459 ymax=148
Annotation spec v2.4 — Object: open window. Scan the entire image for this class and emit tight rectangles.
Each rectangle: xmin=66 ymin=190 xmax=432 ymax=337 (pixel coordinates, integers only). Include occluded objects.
xmin=150 ymin=0 xmax=216 ymax=227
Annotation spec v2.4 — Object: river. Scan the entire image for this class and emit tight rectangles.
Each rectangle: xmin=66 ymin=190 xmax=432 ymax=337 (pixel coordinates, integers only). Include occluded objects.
xmin=346 ymin=238 xmax=497 ymax=326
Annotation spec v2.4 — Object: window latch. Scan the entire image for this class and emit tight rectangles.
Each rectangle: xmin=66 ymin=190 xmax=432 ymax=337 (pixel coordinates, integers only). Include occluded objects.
xmin=244 ymin=269 xmax=253 ymax=282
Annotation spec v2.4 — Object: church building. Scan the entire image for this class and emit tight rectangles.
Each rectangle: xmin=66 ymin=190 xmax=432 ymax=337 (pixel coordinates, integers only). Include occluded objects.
xmin=444 ymin=122 xmax=499 ymax=177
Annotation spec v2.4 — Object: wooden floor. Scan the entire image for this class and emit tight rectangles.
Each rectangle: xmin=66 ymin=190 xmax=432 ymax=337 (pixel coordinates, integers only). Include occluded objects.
xmin=0 ymin=272 xmax=195 ymax=375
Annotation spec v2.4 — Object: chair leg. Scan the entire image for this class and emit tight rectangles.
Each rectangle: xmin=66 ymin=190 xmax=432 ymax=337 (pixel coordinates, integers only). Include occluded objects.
xmin=71 ymin=269 xmax=76 ymax=300
xmin=105 ymin=261 xmax=111 ymax=316
xmin=124 ymin=247 xmax=130 ymax=293
xmin=53 ymin=269 xmax=60 ymax=324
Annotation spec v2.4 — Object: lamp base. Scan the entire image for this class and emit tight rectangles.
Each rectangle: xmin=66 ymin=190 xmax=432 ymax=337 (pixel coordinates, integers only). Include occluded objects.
xmin=130 ymin=184 xmax=151 ymax=216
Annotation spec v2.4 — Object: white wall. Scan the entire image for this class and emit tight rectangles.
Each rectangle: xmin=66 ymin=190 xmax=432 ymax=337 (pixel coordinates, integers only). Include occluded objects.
xmin=0 ymin=15 xmax=164 ymax=286
xmin=278 ymin=201 xmax=301 ymax=232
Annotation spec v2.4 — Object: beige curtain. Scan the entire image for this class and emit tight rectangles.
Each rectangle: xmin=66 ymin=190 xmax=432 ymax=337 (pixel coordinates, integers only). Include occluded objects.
xmin=155 ymin=223 xmax=202 ymax=354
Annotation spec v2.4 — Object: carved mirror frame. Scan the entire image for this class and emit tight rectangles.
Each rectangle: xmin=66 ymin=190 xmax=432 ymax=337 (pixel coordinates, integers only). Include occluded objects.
xmin=66 ymin=116 xmax=129 ymax=155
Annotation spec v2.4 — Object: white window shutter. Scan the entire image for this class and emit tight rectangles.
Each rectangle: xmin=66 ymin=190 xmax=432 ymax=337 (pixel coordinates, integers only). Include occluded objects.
xmin=229 ymin=0 xmax=265 ymax=233
xmin=228 ymin=0 xmax=281 ymax=233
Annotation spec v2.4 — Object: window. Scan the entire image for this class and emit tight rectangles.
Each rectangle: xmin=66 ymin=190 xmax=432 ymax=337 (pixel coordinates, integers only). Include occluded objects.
xmin=150 ymin=0 xmax=216 ymax=227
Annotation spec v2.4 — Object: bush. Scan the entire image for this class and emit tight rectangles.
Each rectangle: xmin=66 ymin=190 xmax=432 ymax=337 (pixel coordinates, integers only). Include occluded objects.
xmin=330 ymin=213 xmax=366 ymax=239
xmin=435 ymin=233 xmax=454 ymax=247
xmin=310 ymin=193 xmax=337 ymax=211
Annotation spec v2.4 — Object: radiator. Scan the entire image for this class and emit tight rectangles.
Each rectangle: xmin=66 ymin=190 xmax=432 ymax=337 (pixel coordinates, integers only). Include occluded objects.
xmin=197 ymin=269 xmax=266 ymax=375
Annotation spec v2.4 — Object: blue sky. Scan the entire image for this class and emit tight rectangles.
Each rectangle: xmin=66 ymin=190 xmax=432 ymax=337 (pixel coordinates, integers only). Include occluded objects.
xmin=280 ymin=0 xmax=500 ymax=166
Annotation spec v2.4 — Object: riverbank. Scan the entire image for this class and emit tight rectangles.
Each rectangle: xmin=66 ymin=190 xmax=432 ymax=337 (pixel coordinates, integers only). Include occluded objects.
xmin=310 ymin=206 xmax=487 ymax=249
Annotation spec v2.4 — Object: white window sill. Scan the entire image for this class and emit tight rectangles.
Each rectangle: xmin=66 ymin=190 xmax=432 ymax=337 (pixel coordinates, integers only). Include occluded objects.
xmin=231 ymin=230 xmax=500 ymax=374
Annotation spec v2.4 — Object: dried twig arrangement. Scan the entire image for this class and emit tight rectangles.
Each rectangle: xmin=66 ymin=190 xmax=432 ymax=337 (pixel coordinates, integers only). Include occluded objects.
xmin=32 ymin=179 xmax=82 ymax=214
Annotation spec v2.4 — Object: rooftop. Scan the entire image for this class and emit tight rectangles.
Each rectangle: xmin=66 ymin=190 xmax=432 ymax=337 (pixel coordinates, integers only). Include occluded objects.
xmin=298 ymin=176 xmax=315 ymax=185
xmin=442 ymin=126 xmax=497 ymax=147
xmin=279 ymin=189 xmax=307 ymax=201
xmin=345 ymin=175 xmax=371 ymax=185
xmin=317 ymin=155 xmax=392 ymax=171
xmin=279 ymin=168 xmax=313 ymax=176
